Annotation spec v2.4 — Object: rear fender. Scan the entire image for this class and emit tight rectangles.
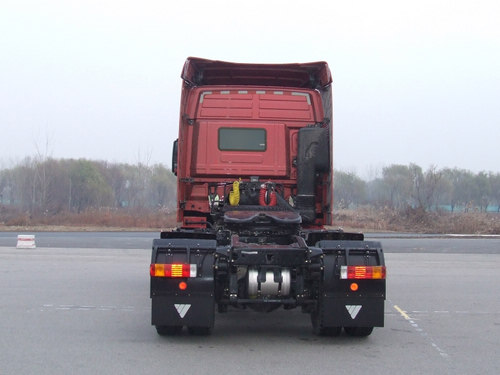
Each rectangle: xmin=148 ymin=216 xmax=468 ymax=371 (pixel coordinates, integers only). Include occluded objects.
xmin=150 ymin=238 xmax=216 ymax=328
xmin=317 ymin=240 xmax=386 ymax=327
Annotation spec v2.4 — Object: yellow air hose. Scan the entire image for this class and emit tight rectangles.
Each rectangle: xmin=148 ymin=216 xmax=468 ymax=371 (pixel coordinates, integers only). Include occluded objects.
xmin=229 ymin=180 xmax=240 ymax=206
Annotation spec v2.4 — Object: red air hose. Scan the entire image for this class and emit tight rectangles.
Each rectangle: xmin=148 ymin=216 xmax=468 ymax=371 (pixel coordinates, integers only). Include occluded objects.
xmin=259 ymin=185 xmax=277 ymax=206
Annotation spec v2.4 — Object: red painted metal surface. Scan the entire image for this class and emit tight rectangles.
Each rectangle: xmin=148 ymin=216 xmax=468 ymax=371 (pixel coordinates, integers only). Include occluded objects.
xmin=175 ymin=58 xmax=333 ymax=228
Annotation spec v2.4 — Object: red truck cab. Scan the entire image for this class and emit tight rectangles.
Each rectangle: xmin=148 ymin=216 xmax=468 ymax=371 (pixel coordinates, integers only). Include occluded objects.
xmin=173 ymin=57 xmax=334 ymax=229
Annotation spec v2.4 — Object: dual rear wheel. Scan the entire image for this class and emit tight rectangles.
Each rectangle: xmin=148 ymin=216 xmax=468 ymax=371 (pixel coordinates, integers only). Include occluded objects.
xmin=343 ymin=326 xmax=374 ymax=337
xmin=311 ymin=311 xmax=373 ymax=337
xmin=155 ymin=325 xmax=212 ymax=336
xmin=156 ymin=324 xmax=372 ymax=337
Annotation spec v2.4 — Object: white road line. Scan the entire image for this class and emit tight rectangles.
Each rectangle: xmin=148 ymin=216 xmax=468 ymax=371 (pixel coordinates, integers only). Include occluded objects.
xmin=394 ymin=305 xmax=449 ymax=360
xmin=42 ymin=304 xmax=137 ymax=312
xmin=408 ymin=310 xmax=498 ymax=315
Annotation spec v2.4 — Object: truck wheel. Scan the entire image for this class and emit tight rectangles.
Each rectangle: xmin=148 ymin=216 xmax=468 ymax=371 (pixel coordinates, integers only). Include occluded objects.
xmin=156 ymin=325 xmax=182 ymax=336
xmin=188 ymin=326 xmax=212 ymax=336
xmin=315 ymin=326 xmax=342 ymax=336
xmin=344 ymin=326 xmax=374 ymax=337
xmin=311 ymin=311 xmax=341 ymax=337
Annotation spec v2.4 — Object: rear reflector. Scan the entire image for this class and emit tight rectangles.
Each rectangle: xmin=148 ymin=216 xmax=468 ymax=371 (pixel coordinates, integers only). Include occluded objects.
xmin=150 ymin=263 xmax=197 ymax=278
xmin=340 ymin=265 xmax=386 ymax=280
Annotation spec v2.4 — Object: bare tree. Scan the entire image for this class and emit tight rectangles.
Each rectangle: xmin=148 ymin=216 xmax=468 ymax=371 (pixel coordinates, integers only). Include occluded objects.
xmin=334 ymin=170 xmax=366 ymax=209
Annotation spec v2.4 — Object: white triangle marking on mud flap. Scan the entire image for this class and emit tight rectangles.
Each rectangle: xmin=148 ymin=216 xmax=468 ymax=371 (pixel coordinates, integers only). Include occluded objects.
xmin=174 ymin=304 xmax=191 ymax=318
xmin=346 ymin=305 xmax=362 ymax=319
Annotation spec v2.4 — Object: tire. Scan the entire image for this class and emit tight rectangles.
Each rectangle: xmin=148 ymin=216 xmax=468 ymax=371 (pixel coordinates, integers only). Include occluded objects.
xmin=156 ymin=325 xmax=182 ymax=336
xmin=317 ymin=326 xmax=342 ymax=336
xmin=187 ymin=326 xmax=212 ymax=336
xmin=217 ymin=304 xmax=228 ymax=313
xmin=344 ymin=326 xmax=374 ymax=337
xmin=311 ymin=310 xmax=341 ymax=337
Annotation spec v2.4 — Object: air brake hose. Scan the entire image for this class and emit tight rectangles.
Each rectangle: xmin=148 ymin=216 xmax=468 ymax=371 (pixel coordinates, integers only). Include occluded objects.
xmin=259 ymin=183 xmax=277 ymax=206
xmin=229 ymin=180 xmax=240 ymax=206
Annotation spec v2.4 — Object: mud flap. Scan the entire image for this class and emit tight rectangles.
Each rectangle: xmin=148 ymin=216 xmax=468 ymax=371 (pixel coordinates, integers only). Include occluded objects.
xmin=319 ymin=296 xmax=385 ymax=327
xmin=316 ymin=240 xmax=386 ymax=328
xmin=150 ymin=238 xmax=216 ymax=329
xmin=151 ymin=288 xmax=215 ymax=328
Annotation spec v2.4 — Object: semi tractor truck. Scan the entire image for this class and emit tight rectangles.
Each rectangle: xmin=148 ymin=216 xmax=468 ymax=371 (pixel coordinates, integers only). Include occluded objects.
xmin=150 ymin=57 xmax=386 ymax=336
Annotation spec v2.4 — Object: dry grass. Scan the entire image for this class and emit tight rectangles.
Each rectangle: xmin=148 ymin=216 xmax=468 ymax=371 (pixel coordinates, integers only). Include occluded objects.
xmin=1 ymin=205 xmax=499 ymax=234
xmin=0 ymin=206 xmax=177 ymax=231
xmin=333 ymin=206 xmax=500 ymax=234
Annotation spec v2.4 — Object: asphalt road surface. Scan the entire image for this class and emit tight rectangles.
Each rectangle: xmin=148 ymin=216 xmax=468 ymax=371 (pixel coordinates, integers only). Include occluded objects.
xmin=0 ymin=234 xmax=499 ymax=374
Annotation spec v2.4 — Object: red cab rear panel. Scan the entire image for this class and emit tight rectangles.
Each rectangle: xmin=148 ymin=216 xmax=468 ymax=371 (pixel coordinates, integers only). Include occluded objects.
xmin=174 ymin=58 xmax=333 ymax=228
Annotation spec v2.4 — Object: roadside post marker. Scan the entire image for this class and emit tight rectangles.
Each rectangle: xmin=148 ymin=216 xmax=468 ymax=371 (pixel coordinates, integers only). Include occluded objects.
xmin=16 ymin=234 xmax=36 ymax=249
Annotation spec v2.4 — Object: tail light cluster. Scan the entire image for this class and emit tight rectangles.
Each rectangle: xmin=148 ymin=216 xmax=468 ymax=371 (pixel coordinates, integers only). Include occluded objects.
xmin=340 ymin=265 xmax=386 ymax=280
xmin=150 ymin=263 xmax=197 ymax=278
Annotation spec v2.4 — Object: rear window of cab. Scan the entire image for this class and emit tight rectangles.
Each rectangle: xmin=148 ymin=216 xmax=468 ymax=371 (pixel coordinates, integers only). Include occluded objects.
xmin=218 ymin=128 xmax=266 ymax=151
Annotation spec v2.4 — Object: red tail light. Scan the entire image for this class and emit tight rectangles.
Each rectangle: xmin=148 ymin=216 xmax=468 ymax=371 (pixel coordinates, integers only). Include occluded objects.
xmin=150 ymin=263 xmax=197 ymax=278
xmin=340 ymin=265 xmax=386 ymax=280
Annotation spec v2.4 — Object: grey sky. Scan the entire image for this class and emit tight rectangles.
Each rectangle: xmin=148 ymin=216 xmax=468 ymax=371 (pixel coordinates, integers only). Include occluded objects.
xmin=1 ymin=0 xmax=499 ymax=177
